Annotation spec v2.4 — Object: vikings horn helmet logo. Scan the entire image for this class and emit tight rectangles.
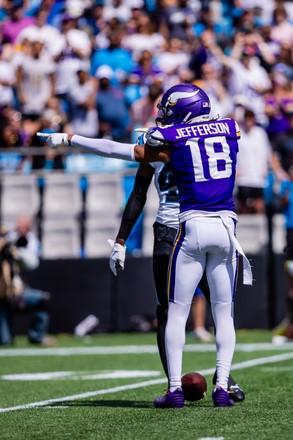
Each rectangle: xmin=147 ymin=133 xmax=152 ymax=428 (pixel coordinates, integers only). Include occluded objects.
xmin=167 ymin=90 xmax=200 ymax=106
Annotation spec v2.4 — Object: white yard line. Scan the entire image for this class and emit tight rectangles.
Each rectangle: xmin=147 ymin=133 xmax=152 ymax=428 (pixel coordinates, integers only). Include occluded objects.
xmin=0 ymin=342 xmax=293 ymax=357
xmin=0 ymin=378 xmax=171 ymax=413
xmin=199 ymin=438 xmax=224 ymax=440
xmin=1 ymin=352 xmax=293 ymax=413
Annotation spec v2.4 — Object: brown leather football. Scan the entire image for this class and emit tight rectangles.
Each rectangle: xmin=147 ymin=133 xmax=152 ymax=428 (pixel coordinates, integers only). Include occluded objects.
xmin=181 ymin=372 xmax=207 ymax=401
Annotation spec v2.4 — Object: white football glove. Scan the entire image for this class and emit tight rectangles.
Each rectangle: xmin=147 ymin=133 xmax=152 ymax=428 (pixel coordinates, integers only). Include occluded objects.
xmin=107 ymin=239 xmax=126 ymax=276
xmin=37 ymin=132 xmax=69 ymax=149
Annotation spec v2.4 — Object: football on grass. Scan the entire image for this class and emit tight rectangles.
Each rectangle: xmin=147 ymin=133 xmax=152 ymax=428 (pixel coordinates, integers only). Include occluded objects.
xmin=181 ymin=372 xmax=207 ymax=401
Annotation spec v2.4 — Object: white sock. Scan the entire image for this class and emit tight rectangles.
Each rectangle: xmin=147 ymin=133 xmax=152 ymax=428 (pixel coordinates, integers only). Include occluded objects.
xmin=169 ymin=386 xmax=182 ymax=392
xmin=211 ymin=301 xmax=236 ymax=390
xmin=166 ymin=302 xmax=191 ymax=390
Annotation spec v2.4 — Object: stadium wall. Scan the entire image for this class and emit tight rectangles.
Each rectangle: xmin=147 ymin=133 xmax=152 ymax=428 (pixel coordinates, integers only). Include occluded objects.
xmin=14 ymin=254 xmax=288 ymax=335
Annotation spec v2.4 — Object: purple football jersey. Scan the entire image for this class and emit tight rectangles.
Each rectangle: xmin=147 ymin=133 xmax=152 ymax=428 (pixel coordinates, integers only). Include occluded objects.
xmin=147 ymin=118 xmax=240 ymax=213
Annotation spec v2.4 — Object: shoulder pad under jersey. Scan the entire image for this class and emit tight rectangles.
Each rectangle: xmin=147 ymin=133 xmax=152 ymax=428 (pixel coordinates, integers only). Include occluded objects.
xmin=145 ymin=127 xmax=167 ymax=148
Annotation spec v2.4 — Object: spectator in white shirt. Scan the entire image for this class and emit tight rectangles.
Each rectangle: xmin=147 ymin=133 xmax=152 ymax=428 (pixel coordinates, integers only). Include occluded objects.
xmin=236 ymin=109 xmax=273 ymax=214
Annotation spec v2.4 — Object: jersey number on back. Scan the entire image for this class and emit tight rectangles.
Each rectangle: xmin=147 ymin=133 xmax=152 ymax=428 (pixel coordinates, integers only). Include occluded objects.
xmin=188 ymin=136 xmax=232 ymax=182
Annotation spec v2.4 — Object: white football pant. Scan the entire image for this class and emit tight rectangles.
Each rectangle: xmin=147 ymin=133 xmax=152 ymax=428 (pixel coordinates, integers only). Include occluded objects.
xmin=165 ymin=216 xmax=238 ymax=391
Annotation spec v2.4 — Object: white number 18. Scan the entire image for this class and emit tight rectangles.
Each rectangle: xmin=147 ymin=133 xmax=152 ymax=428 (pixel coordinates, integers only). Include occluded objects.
xmin=188 ymin=136 xmax=232 ymax=182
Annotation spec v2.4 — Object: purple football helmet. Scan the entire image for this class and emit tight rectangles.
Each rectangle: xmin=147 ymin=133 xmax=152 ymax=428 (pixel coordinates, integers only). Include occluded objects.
xmin=156 ymin=83 xmax=211 ymax=126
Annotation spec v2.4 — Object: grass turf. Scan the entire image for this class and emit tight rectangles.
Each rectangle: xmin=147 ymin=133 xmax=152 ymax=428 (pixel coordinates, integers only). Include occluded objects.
xmin=0 ymin=331 xmax=292 ymax=440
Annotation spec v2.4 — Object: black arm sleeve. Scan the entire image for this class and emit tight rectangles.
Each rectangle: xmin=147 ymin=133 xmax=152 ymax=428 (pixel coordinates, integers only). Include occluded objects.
xmin=116 ymin=172 xmax=153 ymax=242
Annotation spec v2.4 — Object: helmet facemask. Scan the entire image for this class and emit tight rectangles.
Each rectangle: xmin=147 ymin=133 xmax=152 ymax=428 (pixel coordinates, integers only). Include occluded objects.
xmin=156 ymin=102 xmax=172 ymax=126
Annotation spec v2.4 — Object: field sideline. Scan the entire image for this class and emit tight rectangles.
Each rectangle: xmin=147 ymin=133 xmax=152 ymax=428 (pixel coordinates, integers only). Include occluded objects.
xmin=0 ymin=331 xmax=292 ymax=439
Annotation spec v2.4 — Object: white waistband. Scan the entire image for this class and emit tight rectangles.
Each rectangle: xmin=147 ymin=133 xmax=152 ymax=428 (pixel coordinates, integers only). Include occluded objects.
xmin=179 ymin=209 xmax=238 ymax=223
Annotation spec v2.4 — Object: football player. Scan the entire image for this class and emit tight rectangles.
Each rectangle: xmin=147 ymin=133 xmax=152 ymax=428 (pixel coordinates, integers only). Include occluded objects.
xmin=107 ymin=138 xmax=245 ymax=403
xmin=38 ymin=83 xmax=253 ymax=407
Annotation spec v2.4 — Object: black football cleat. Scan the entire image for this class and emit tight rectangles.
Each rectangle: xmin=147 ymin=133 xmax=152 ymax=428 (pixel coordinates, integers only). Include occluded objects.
xmin=228 ymin=384 xmax=245 ymax=402
xmin=213 ymin=371 xmax=245 ymax=403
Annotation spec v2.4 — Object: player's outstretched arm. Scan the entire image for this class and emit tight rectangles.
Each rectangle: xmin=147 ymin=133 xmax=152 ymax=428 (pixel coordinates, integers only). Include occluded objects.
xmin=37 ymin=132 xmax=137 ymax=162
xmin=37 ymin=133 xmax=170 ymax=164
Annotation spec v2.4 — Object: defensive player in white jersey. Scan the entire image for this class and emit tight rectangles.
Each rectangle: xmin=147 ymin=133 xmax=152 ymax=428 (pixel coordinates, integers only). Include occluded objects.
xmin=39 ymin=83 xmax=252 ymax=408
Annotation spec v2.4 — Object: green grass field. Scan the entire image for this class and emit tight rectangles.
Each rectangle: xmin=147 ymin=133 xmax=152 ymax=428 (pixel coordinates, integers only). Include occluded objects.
xmin=0 ymin=330 xmax=292 ymax=440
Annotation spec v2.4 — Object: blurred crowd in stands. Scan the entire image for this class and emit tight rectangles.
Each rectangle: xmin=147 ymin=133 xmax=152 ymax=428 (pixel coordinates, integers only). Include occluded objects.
xmin=0 ymin=0 xmax=292 ymax=215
